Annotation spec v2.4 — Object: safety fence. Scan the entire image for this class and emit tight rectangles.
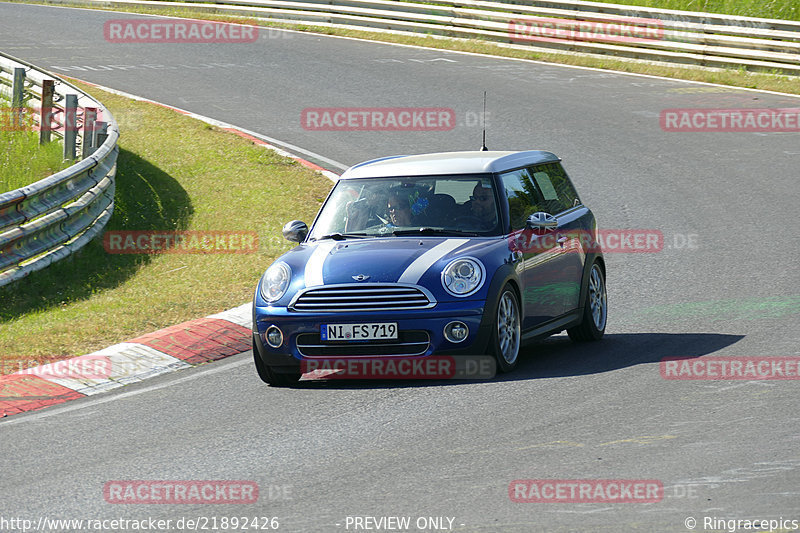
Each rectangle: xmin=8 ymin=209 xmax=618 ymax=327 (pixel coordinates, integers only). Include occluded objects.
xmin=0 ymin=52 xmax=119 ymax=287
xmin=60 ymin=0 xmax=800 ymax=74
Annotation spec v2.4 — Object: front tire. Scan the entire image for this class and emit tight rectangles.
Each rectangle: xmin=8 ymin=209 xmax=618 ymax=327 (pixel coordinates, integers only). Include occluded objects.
xmin=567 ymin=261 xmax=607 ymax=342
xmin=491 ymin=285 xmax=521 ymax=373
xmin=253 ymin=339 xmax=301 ymax=387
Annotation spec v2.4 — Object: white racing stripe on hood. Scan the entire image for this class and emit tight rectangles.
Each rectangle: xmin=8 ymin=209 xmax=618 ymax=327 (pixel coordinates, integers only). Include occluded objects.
xmin=397 ymin=239 xmax=469 ymax=284
xmin=304 ymin=241 xmax=337 ymax=288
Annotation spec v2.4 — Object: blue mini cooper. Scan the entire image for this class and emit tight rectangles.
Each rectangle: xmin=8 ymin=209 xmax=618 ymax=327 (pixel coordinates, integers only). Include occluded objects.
xmin=253 ymin=151 xmax=606 ymax=386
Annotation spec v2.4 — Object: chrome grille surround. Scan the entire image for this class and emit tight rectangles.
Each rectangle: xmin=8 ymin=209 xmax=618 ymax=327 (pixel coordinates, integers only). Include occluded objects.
xmin=288 ymin=283 xmax=436 ymax=313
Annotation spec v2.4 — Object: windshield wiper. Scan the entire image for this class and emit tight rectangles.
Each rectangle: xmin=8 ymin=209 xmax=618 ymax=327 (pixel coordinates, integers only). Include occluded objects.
xmin=391 ymin=227 xmax=480 ymax=237
xmin=313 ymin=232 xmax=369 ymax=241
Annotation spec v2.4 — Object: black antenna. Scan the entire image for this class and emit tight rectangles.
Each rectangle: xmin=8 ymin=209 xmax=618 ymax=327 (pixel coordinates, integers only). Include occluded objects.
xmin=480 ymin=91 xmax=488 ymax=151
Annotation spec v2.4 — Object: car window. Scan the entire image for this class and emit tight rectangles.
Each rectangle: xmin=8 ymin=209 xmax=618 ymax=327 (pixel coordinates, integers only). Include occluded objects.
xmin=531 ymin=163 xmax=581 ymax=214
xmin=433 ymin=179 xmax=475 ymax=204
xmin=308 ymin=174 xmax=500 ymax=238
xmin=499 ymin=168 xmax=545 ymax=231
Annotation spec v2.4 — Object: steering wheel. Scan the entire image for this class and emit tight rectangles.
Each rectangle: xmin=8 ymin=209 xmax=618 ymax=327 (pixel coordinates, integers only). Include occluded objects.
xmin=453 ymin=215 xmax=483 ymax=227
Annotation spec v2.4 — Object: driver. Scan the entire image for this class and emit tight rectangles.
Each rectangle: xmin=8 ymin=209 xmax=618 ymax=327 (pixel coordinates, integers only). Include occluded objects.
xmin=467 ymin=181 xmax=498 ymax=229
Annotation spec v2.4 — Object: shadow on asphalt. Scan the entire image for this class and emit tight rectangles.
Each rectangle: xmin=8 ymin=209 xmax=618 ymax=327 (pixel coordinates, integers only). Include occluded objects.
xmin=283 ymin=332 xmax=745 ymax=390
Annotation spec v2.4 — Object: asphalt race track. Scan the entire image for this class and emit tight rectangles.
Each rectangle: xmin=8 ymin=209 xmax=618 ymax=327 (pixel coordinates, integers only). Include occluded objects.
xmin=1 ymin=3 xmax=799 ymax=532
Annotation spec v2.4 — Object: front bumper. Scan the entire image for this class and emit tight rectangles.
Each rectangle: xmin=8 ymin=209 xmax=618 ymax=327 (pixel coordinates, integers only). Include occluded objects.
xmin=253 ymin=300 xmax=493 ymax=369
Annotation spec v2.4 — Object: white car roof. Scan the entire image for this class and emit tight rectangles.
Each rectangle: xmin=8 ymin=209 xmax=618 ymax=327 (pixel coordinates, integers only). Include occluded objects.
xmin=340 ymin=150 xmax=561 ymax=179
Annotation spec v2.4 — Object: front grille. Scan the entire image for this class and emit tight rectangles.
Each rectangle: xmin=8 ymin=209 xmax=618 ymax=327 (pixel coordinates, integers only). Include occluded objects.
xmin=289 ymin=284 xmax=435 ymax=313
xmin=297 ymin=330 xmax=430 ymax=358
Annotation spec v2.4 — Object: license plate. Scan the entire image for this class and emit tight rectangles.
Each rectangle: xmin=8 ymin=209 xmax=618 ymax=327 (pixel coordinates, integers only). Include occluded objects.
xmin=321 ymin=323 xmax=398 ymax=341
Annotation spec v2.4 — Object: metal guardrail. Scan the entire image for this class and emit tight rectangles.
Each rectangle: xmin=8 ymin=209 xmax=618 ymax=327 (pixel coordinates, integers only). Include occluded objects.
xmin=0 ymin=52 xmax=119 ymax=288
xmin=62 ymin=0 xmax=800 ymax=74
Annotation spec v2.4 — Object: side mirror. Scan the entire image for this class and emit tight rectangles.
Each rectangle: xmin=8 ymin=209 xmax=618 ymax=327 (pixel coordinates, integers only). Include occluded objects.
xmin=282 ymin=220 xmax=308 ymax=243
xmin=526 ymin=212 xmax=557 ymax=230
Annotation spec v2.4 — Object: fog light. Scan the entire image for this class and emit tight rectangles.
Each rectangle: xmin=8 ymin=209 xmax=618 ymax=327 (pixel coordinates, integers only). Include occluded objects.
xmin=266 ymin=326 xmax=283 ymax=348
xmin=444 ymin=321 xmax=469 ymax=343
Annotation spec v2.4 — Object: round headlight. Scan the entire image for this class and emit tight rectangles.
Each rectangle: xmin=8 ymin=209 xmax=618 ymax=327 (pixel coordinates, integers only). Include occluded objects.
xmin=260 ymin=262 xmax=291 ymax=302
xmin=441 ymin=257 xmax=485 ymax=297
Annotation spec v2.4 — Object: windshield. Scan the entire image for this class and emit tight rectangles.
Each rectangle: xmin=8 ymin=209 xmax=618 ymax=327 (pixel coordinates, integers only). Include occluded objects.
xmin=309 ymin=175 xmax=501 ymax=240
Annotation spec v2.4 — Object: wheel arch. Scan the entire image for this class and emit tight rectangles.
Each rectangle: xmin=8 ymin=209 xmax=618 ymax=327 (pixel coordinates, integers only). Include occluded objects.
xmin=577 ymin=252 xmax=605 ymax=313
xmin=480 ymin=262 xmax=522 ymax=330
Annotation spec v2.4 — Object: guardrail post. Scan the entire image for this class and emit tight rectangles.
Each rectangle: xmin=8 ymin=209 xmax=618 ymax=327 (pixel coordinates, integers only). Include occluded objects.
xmin=81 ymin=107 xmax=97 ymax=158
xmin=11 ymin=67 xmax=25 ymax=129
xmin=63 ymin=94 xmax=78 ymax=160
xmin=39 ymin=79 xmax=55 ymax=144
xmin=93 ymin=121 xmax=108 ymax=150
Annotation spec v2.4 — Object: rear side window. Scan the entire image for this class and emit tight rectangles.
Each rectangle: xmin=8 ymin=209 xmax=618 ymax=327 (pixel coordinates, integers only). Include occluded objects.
xmin=501 ymin=163 xmax=582 ymax=231
xmin=530 ymin=163 xmax=581 ymax=214
xmin=499 ymin=168 xmax=544 ymax=231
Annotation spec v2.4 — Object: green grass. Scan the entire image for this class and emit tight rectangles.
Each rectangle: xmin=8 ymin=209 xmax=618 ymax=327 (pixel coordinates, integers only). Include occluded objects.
xmin=0 ymin=81 xmax=334 ymax=366
xmin=589 ymin=0 xmax=799 ymax=21
xmin=0 ymin=100 xmax=70 ymax=194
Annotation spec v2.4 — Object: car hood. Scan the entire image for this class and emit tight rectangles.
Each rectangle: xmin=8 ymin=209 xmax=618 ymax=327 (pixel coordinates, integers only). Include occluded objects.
xmin=279 ymin=236 xmax=497 ymax=289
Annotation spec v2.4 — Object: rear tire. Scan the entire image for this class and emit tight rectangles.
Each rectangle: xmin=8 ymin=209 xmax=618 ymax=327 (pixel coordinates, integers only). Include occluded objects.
xmin=490 ymin=285 xmax=521 ymax=373
xmin=567 ymin=261 xmax=606 ymax=342
xmin=253 ymin=339 xmax=301 ymax=387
